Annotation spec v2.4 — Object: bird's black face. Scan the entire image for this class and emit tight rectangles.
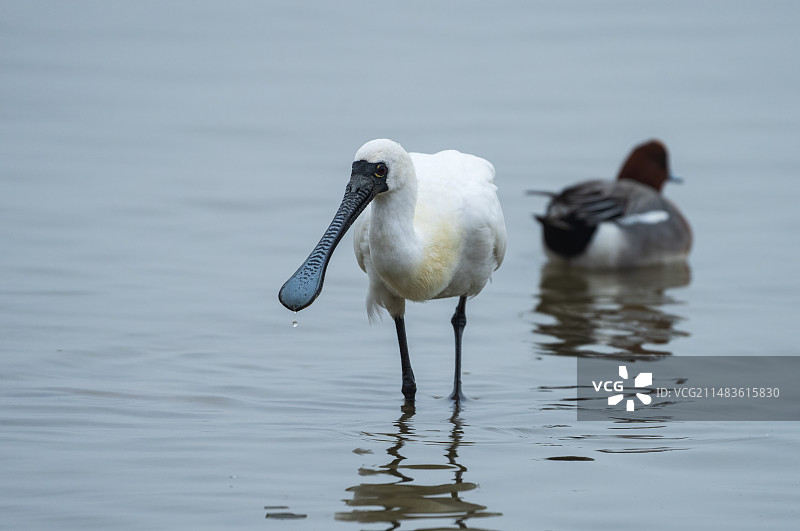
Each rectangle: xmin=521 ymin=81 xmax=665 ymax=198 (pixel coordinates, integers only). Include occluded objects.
xmin=351 ymin=160 xmax=389 ymax=182
xmin=278 ymin=160 xmax=389 ymax=312
xmin=345 ymin=160 xmax=390 ymax=208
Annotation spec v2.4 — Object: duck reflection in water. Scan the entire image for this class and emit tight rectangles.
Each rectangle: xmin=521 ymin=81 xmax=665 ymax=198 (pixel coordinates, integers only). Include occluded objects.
xmin=336 ymin=403 xmax=500 ymax=530
xmin=533 ymin=262 xmax=691 ymax=360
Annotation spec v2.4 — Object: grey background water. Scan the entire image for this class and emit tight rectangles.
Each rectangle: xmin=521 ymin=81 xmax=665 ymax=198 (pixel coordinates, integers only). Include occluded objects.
xmin=2 ymin=1 xmax=799 ymax=529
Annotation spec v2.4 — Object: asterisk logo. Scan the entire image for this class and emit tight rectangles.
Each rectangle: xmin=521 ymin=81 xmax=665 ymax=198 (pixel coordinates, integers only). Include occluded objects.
xmin=608 ymin=366 xmax=653 ymax=411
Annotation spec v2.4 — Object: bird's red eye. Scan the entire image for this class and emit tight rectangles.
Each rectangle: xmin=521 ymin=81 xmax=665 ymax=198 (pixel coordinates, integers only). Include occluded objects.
xmin=375 ymin=164 xmax=388 ymax=178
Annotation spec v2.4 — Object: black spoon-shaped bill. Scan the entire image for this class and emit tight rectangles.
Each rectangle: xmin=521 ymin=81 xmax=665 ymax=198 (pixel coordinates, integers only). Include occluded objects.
xmin=278 ymin=168 xmax=387 ymax=311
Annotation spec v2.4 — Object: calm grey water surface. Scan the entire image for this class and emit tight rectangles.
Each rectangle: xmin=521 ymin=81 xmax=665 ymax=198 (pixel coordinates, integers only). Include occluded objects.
xmin=2 ymin=1 xmax=799 ymax=530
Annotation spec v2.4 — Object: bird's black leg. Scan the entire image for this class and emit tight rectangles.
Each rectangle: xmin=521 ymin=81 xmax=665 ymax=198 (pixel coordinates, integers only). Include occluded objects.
xmin=449 ymin=296 xmax=468 ymax=401
xmin=394 ymin=317 xmax=416 ymax=401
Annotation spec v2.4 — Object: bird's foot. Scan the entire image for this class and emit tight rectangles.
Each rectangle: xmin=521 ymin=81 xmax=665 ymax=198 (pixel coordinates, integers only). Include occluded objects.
xmin=448 ymin=387 xmax=466 ymax=402
xmin=402 ymin=380 xmax=417 ymax=401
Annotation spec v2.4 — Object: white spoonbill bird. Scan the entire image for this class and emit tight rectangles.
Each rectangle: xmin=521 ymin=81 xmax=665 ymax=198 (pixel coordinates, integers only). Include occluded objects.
xmin=279 ymin=139 xmax=506 ymax=402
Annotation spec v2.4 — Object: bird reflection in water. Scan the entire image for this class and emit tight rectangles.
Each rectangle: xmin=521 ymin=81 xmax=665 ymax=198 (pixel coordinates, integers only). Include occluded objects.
xmin=533 ymin=262 xmax=691 ymax=360
xmin=336 ymin=403 xmax=500 ymax=530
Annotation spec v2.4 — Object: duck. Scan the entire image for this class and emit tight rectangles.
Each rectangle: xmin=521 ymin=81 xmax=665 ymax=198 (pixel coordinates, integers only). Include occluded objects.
xmin=530 ymin=140 xmax=691 ymax=269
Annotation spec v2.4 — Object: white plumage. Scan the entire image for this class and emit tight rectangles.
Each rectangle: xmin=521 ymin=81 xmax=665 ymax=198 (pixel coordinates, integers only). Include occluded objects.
xmin=352 ymin=140 xmax=506 ymax=321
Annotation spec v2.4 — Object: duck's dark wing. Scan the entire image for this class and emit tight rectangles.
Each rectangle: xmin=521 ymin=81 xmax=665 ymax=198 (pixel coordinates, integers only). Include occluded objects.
xmin=530 ymin=180 xmax=631 ymax=258
xmin=532 ymin=180 xmax=626 ymax=228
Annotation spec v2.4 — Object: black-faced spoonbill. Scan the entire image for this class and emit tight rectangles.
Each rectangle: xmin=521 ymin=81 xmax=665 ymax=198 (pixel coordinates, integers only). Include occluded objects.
xmin=279 ymin=139 xmax=506 ymax=402
xmin=530 ymin=140 xmax=691 ymax=268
